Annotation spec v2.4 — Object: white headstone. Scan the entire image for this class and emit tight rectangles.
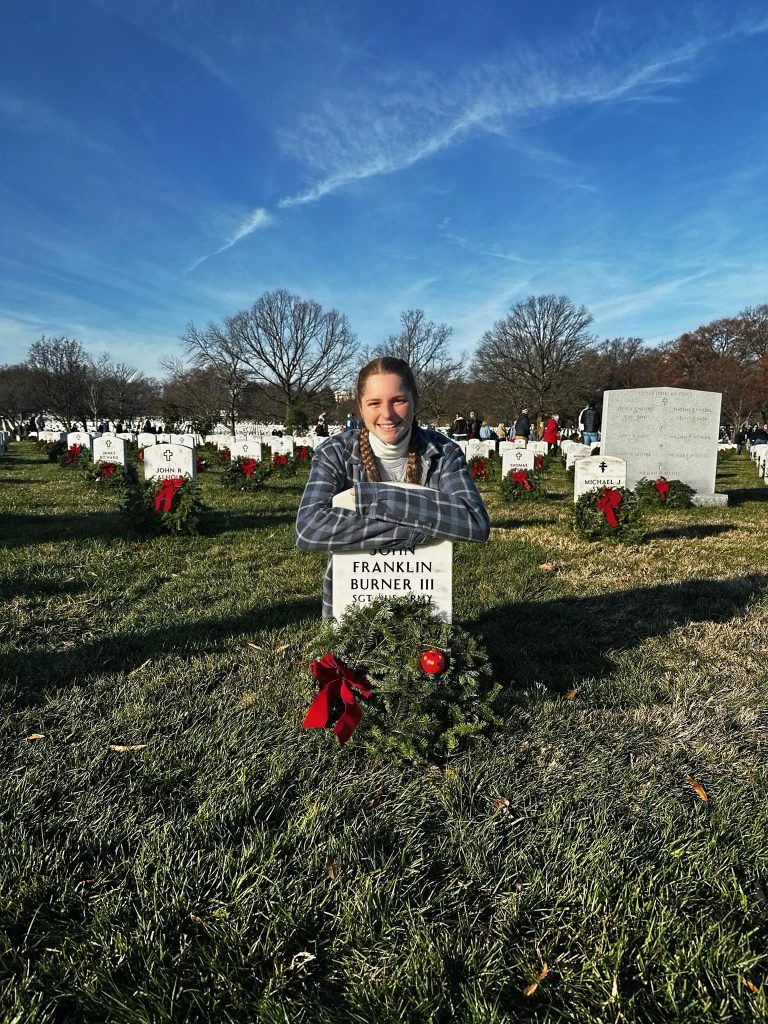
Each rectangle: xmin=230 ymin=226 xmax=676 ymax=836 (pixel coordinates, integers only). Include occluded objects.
xmin=116 ymin=432 xmax=134 ymax=442
xmin=528 ymin=441 xmax=549 ymax=457
xmin=452 ymin=440 xmax=468 ymax=456
xmin=502 ymin=447 xmax=535 ymax=478
xmin=156 ymin=433 xmax=172 ymax=444
xmin=293 ymin=435 xmax=316 ymax=449
xmin=601 ymin=386 xmax=721 ymax=494
xmin=465 ymin=440 xmax=487 ymax=461
xmin=93 ymin=435 xmax=128 ymax=469
xmin=213 ymin=435 xmax=235 ymax=450
xmin=230 ymin=439 xmax=263 ymax=461
xmin=270 ymin=436 xmax=295 ymax=456
xmin=138 ymin=433 xmax=157 ymax=448
xmin=566 ymin=445 xmax=593 ymax=471
xmin=173 ymin=434 xmax=197 ymax=449
xmin=573 ymin=456 xmax=627 ymax=502
xmin=498 ymin=441 xmax=515 ymax=454
xmin=143 ymin=443 xmax=196 ymax=482
xmin=66 ymin=431 xmax=93 ymax=454
xmin=513 ymin=437 xmax=528 ymax=448
xmin=332 ymin=487 xmax=452 ymax=621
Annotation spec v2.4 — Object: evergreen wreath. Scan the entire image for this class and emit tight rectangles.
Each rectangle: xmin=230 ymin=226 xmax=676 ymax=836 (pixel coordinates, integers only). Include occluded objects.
xmin=499 ymin=466 xmax=544 ymax=502
xmin=223 ymin=456 xmax=271 ymax=490
xmin=121 ymin=476 xmax=204 ymax=534
xmin=58 ymin=444 xmax=90 ymax=469
xmin=468 ymin=454 xmax=498 ymax=483
xmin=634 ymin=476 xmax=692 ymax=509
xmin=40 ymin=440 xmax=66 ymax=463
xmin=270 ymin=452 xmax=299 ymax=476
xmin=303 ymin=595 xmax=501 ymax=763
xmin=83 ymin=460 xmax=137 ymax=487
xmin=295 ymin=444 xmax=313 ymax=466
xmin=573 ymin=485 xmax=644 ymax=543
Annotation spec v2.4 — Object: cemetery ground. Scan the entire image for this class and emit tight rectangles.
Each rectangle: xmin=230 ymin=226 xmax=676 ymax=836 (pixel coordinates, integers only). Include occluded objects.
xmin=2 ymin=442 xmax=768 ymax=1024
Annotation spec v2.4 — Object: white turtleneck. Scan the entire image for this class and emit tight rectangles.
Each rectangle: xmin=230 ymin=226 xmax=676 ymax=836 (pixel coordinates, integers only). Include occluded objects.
xmin=367 ymin=429 xmax=411 ymax=482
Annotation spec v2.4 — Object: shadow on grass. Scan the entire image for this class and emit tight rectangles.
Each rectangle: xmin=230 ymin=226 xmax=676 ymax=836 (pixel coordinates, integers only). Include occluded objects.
xmin=468 ymin=573 xmax=768 ymax=696
xmin=725 ymin=488 xmax=768 ymax=505
xmin=3 ymin=597 xmax=322 ymax=707
xmin=491 ymin=517 xmax=556 ymax=530
xmin=202 ymin=511 xmax=297 ymax=535
xmin=0 ymin=574 xmax=90 ymax=600
xmin=0 ymin=512 xmax=125 ymax=548
xmin=643 ymin=524 xmax=736 ymax=541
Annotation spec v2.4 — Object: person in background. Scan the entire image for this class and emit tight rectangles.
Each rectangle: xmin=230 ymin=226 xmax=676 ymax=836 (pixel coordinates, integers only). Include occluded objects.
xmin=579 ymin=401 xmax=601 ymax=447
xmin=345 ymin=411 xmax=357 ymax=432
xmin=479 ymin=419 xmax=494 ymax=440
xmin=734 ymin=425 xmax=746 ymax=455
xmin=451 ymin=412 xmax=468 ymax=440
xmin=315 ymin=412 xmax=329 ymax=437
xmin=467 ymin=411 xmax=482 ymax=440
xmin=542 ymin=413 xmax=560 ymax=455
xmin=513 ymin=408 xmax=531 ymax=441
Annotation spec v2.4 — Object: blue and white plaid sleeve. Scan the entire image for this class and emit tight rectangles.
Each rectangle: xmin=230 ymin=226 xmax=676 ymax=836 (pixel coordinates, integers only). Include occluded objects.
xmin=354 ymin=444 xmax=490 ymax=542
xmin=295 ymin=441 xmax=430 ymax=552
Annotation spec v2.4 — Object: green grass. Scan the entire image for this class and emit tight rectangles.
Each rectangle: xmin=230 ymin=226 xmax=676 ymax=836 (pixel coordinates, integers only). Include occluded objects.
xmin=2 ymin=442 xmax=768 ymax=1023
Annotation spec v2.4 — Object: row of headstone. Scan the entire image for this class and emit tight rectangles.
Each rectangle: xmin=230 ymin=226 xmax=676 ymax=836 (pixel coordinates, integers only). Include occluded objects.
xmin=752 ymin=445 xmax=768 ymax=480
xmin=138 ymin=433 xmax=198 ymax=448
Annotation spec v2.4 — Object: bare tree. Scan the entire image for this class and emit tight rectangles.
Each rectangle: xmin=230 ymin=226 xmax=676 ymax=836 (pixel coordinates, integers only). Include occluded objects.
xmin=27 ymin=336 xmax=91 ymax=428
xmin=228 ymin=289 xmax=357 ymax=415
xmin=179 ymin=320 xmax=251 ymax=434
xmin=472 ymin=295 xmax=596 ymax=413
xmin=0 ymin=364 xmax=39 ymax=431
xmin=103 ymin=362 xmax=158 ymax=425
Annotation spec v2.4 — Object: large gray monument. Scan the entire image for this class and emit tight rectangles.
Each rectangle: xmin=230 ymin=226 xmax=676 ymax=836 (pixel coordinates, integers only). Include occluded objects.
xmin=601 ymin=387 xmax=723 ymax=503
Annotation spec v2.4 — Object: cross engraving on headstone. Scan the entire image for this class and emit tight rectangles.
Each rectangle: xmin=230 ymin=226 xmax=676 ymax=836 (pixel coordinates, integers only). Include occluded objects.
xmin=164 ymin=449 xmax=174 ymax=461
xmin=599 ymin=461 xmax=607 ymax=472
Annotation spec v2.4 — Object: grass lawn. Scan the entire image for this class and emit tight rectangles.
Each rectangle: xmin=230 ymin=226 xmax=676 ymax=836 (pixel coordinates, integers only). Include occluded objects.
xmin=2 ymin=442 xmax=768 ymax=1023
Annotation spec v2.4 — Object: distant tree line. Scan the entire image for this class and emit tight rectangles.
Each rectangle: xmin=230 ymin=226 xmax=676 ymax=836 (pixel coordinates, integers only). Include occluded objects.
xmin=2 ymin=289 xmax=767 ymax=433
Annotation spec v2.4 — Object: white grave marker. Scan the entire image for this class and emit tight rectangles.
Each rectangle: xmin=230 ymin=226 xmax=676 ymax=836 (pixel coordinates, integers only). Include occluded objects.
xmin=230 ymin=439 xmax=263 ymax=461
xmin=138 ymin=433 xmax=157 ymax=448
xmin=143 ymin=444 xmax=196 ymax=482
xmin=331 ymin=488 xmax=452 ymax=622
xmin=502 ymin=447 xmax=535 ymax=478
xmin=269 ymin=436 xmax=295 ymax=456
xmin=573 ymin=456 xmax=627 ymax=502
xmin=465 ymin=440 xmax=487 ymax=461
xmin=93 ymin=435 xmax=127 ymax=469
xmin=528 ymin=441 xmax=548 ymax=458
xmin=513 ymin=437 xmax=527 ymax=448
xmin=601 ymin=386 xmax=721 ymax=498
xmin=66 ymin=431 xmax=93 ymax=454
xmin=116 ymin=432 xmax=134 ymax=442
xmin=566 ymin=445 xmax=593 ymax=471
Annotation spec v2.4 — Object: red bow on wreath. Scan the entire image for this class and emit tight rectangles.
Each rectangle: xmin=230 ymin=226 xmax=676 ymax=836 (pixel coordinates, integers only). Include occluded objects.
xmin=154 ymin=477 xmax=185 ymax=513
xmin=101 ymin=462 xmax=117 ymax=479
xmin=241 ymin=458 xmax=256 ymax=479
xmin=596 ymin=487 xmax=621 ymax=528
xmin=534 ymin=455 xmax=544 ymax=471
xmin=299 ymin=446 xmax=308 ymax=461
xmin=471 ymin=459 xmax=487 ymax=480
xmin=273 ymin=454 xmax=288 ymax=467
xmin=303 ymin=653 xmax=373 ymax=746
xmin=512 ymin=469 xmax=531 ymax=490
xmin=66 ymin=444 xmax=82 ymax=465
xmin=654 ymin=478 xmax=670 ymax=501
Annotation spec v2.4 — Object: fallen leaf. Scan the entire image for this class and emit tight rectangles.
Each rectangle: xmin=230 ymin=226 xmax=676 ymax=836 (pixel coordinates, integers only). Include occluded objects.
xmin=565 ymin=690 xmax=577 ymax=701
xmin=26 ymin=733 xmax=45 ymax=741
xmin=109 ymin=744 xmax=147 ymax=752
xmin=522 ymin=982 xmax=539 ymax=998
xmin=537 ymin=963 xmax=549 ymax=981
xmin=275 ymin=643 xmax=290 ymax=654
xmin=325 ymin=857 xmax=338 ymax=880
xmin=76 ymin=879 xmax=96 ymax=887
xmin=128 ymin=659 xmax=151 ymax=676
xmin=367 ymin=789 xmax=383 ymax=808
xmin=190 ymin=914 xmax=204 ymax=924
xmin=743 ymin=977 xmax=759 ymax=993
xmin=686 ymin=775 xmax=709 ymax=802
xmin=492 ymin=796 xmax=510 ymax=814
xmin=539 ymin=562 xmax=559 ymax=572
xmin=248 ymin=643 xmax=264 ymax=651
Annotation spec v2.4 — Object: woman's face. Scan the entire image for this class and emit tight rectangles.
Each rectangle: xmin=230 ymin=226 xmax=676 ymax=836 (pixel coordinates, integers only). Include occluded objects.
xmin=359 ymin=372 xmax=415 ymax=444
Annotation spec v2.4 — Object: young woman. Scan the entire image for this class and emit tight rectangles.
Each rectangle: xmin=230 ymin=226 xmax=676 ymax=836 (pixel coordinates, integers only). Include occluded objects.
xmin=296 ymin=357 xmax=490 ymax=618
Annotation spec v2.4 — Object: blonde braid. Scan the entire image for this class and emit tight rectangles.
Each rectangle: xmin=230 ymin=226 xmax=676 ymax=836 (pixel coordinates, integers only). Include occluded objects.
xmin=358 ymin=425 xmax=381 ymax=482
xmin=405 ymin=421 xmax=421 ymax=484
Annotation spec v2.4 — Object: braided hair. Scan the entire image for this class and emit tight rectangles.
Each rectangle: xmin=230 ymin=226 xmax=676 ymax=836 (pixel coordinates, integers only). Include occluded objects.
xmin=357 ymin=357 xmax=422 ymax=484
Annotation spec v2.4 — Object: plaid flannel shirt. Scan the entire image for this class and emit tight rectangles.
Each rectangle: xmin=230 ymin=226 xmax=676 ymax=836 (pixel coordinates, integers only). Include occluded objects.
xmin=295 ymin=427 xmax=490 ymax=618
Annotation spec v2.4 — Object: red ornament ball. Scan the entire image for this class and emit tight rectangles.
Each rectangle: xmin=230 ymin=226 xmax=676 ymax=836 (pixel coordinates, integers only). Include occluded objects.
xmin=420 ymin=649 xmax=446 ymax=675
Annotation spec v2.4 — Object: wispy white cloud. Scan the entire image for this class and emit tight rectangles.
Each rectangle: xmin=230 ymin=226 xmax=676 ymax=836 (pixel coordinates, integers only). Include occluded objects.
xmin=276 ymin=10 xmax=768 ymax=208
xmin=185 ymin=207 xmax=273 ymax=273
xmin=0 ymin=91 xmax=111 ymax=154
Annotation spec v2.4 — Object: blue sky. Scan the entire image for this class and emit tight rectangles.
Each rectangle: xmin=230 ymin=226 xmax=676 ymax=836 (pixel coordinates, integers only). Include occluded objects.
xmin=1 ymin=0 xmax=767 ymax=377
